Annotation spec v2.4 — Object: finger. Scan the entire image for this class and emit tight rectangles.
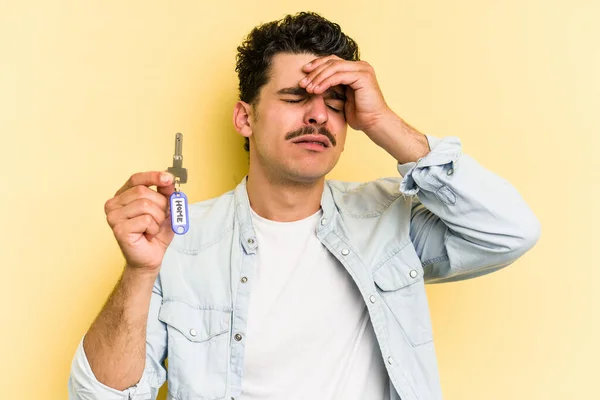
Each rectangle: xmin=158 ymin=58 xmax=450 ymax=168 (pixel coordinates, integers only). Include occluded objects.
xmin=113 ymin=214 xmax=160 ymax=243
xmin=106 ymin=185 xmax=169 ymax=214
xmin=148 ymin=212 xmax=176 ymax=244
xmin=157 ymin=183 xmax=175 ymax=198
xmin=311 ymin=71 xmax=365 ymax=95
xmin=144 ymin=217 xmax=161 ymax=237
xmin=115 ymin=171 xmax=175 ymax=197
xmin=301 ymin=61 xmax=365 ymax=93
xmin=300 ymin=59 xmax=335 ymax=86
xmin=301 ymin=55 xmax=342 ymax=72
xmin=345 ymin=85 xmax=355 ymax=115
xmin=300 ymin=59 xmax=343 ymax=89
xmin=146 ymin=210 xmax=173 ymax=242
xmin=106 ymin=198 xmax=168 ymax=229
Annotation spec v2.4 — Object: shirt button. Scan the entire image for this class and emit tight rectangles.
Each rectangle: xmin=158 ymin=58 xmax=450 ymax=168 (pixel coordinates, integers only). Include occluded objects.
xmin=409 ymin=269 xmax=418 ymax=278
xmin=234 ymin=333 xmax=243 ymax=341
xmin=341 ymin=248 xmax=350 ymax=256
xmin=241 ymin=277 xmax=248 ymax=283
xmin=369 ymin=295 xmax=376 ymax=303
xmin=189 ymin=329 xmax=197 ymax=337
xmin=321 ymin=218 xmax=327 ymax=225
xmin=388 ymin=356 xmax=394 ymax=365
xmin=247 ymin=238 xmax=255 ymax=245
xmin=447 ymin=168 xmax=454 ymax=176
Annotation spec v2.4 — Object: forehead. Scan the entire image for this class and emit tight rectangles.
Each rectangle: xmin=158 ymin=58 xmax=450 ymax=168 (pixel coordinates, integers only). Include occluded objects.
xmin=268 ymin=52 xmax=315 ymax=87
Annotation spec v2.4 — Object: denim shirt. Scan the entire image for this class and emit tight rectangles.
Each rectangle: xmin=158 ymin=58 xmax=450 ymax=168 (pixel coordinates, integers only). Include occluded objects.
xmin=69 ymin=135 xmax=541 ymax=400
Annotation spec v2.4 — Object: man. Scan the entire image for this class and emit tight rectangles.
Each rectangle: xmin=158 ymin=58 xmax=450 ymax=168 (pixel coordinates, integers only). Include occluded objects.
xmin=69 ymin=11 xmax=540 ymax=400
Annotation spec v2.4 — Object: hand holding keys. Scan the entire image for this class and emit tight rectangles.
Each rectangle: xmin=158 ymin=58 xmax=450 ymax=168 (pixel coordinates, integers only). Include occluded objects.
xmin=103 ymin=133 xmax=190 ymax=272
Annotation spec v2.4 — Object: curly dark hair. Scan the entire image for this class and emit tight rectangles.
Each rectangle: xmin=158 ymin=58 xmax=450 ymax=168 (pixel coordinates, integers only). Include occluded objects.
xmin=235 ymin=11 xmax=361 ymax=151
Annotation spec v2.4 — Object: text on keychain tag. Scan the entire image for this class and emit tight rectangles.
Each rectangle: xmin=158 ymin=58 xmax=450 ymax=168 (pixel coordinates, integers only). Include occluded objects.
xmin=167 ymin=133 xmax=190 ymax=235
xmin=170 ymin=189 xmax=189 ymax=235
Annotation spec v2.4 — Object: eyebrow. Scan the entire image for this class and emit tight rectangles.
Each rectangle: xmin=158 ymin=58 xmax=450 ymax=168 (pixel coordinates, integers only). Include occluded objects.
xmin=276 ymin=86 xmax=347 ymax=101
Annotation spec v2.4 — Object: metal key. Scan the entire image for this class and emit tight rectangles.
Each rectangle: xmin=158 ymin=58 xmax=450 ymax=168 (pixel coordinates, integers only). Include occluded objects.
xmin=167 ymin=132 xmax=188 ymax=184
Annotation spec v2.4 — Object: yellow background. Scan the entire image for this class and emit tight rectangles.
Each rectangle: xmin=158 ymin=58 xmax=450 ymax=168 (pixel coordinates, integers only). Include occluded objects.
xmin=1 ymin=1 xmax=598 ymax=399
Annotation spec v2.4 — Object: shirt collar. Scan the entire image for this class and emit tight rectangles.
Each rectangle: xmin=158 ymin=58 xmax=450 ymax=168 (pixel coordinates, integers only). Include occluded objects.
xmin=233 ymin=176 xmax=335 ymax=252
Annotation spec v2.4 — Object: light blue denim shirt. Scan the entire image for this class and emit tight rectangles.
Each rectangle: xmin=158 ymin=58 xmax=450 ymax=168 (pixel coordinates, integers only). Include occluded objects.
xmin=69 ymin=135 xmax=541 ymax=400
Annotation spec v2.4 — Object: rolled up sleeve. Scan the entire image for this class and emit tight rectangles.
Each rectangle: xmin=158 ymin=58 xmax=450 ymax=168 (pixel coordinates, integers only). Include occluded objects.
xmin=398 ymin=134 xmax=541 ymax=283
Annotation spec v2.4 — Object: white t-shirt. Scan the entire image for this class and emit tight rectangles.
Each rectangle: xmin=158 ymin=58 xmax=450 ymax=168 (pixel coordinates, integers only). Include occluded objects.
xmin=240 ymin=207 xmax=389 ymax=400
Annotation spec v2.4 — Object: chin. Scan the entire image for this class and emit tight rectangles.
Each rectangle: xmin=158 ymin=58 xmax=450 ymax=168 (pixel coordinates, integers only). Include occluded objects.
xmin=272 ymin=155 xmax=340 ymax=183
xmin=285 ymin=167 xmax=332 ymax=183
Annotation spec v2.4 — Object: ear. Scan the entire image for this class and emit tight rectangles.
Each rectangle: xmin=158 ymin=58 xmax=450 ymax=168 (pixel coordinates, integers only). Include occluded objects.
xmin=233 ymin=101 xmax=254 ymax=138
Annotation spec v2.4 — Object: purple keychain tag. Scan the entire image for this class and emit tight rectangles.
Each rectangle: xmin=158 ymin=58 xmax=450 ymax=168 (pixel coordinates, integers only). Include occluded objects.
xmin=170 ymin=191 xmax=189 ymax=235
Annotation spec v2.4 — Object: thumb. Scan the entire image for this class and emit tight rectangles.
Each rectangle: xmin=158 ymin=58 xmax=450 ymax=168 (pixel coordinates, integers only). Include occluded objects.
xmin=157 ymin=183 xmax=176 ymax=198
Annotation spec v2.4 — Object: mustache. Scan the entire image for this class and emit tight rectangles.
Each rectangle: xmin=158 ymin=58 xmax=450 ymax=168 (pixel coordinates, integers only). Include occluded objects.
xmin=284 ymin=125 xmax=337 ymax=147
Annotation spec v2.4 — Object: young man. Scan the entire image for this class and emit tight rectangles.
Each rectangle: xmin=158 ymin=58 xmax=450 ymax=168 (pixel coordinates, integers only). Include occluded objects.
xmin=69 ymin=11 xmax=540 ymax=400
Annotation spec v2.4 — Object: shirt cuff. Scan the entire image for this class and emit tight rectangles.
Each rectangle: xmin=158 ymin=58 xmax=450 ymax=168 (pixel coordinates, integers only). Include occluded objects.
xmin=397 ymin=135 xmax=462 ymax=195
xmin=68 ymin=336 xmax=153 ymax=399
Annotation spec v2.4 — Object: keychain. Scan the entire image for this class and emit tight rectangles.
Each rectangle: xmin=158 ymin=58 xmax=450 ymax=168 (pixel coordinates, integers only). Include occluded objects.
xmin=167 ymin=133 xmax=189 ymax=235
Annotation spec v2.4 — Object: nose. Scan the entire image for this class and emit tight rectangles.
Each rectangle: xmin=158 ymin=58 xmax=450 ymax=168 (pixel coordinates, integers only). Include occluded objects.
xmin=303 ymin=96 xmax=329 ymax=126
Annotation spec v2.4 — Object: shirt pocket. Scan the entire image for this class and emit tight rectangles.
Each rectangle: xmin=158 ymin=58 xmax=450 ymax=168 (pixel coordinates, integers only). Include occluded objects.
xmin=373 ymin=242 xmax=434 ymax=347
xmin=158 ymin=300 xmax=231 ymax=400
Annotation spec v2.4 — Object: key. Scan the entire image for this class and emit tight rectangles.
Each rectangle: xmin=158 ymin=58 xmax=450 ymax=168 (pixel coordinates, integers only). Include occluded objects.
xmin=167 ymin=132 xmax=188 ymax=184
xmin=166 ymin=132 xmax=189 ymax=235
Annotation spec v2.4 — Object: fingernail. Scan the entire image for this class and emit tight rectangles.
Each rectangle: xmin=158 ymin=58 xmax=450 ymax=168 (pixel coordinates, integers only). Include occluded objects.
xmin=305 ymin=62 xmax=312 ymax=67
xmin=160 ymin=172 xmax=172 ymax=183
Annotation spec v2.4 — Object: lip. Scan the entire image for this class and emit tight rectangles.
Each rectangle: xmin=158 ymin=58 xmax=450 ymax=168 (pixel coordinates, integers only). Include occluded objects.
xmin=291 ymin=134 xmax=331 ymax=148
xmin=293 ymin=142 xmax=328 ymax=152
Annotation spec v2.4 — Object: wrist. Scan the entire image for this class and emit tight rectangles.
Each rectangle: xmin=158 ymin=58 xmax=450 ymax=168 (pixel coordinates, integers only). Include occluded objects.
xmin=367 ymin=113 xmax=429 ymax=164
xmin=123 ymin=264 xmax=160 ymax=283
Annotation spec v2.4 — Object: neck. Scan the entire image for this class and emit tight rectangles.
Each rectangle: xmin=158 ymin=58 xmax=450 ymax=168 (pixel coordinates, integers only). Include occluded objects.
xmin=246 ymin=169 xmax=324 ymax=223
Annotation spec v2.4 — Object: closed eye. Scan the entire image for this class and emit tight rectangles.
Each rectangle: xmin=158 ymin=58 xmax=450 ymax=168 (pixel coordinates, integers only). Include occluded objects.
xmin=283 ymin=99 xmax=343 ymax=113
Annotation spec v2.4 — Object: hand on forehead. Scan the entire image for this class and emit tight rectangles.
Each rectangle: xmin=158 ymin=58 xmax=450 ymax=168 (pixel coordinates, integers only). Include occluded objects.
xmin=270 ymin=53 xmax=346 ymax=95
